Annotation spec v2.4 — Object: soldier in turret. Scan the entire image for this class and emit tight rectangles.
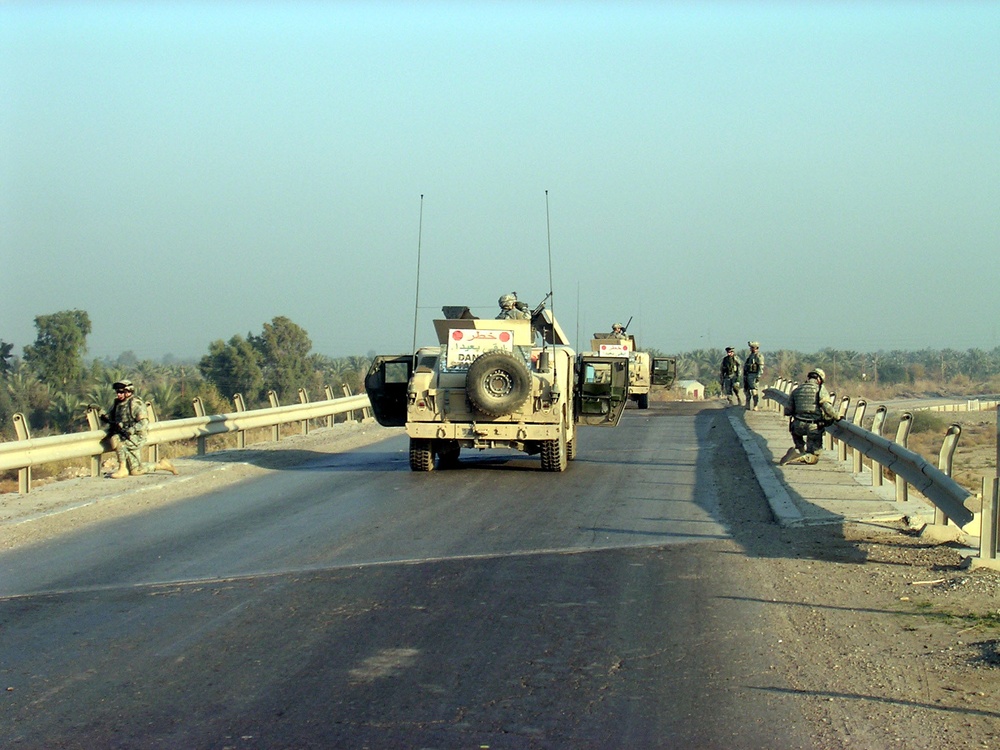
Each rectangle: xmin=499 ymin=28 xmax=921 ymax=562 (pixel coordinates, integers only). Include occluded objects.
xmin=496 ymin=293 xmax=531 ymax=320
xmin=779 ymin=368 xmax=840 ymax=465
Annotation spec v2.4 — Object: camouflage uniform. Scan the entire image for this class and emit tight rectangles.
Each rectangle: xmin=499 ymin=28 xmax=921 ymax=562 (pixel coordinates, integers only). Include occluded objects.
xmin=782 ymin=370 xmax=839 ymax=461
xmin=743 ymin=342 xmax=764 ymax=410
xmin=610 ymin=324 xmax=627 ymax=339
xmin=719 ymin=350 xmax=742 ymax=405
xmin=496 ymin=293 xmax=531 ymax=320
xmin=101 ymin=380 xmax=177 ymax=477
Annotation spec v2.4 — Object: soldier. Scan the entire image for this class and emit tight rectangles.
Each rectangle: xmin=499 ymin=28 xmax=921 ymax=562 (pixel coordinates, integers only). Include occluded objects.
xmin=780 ymin=368 xmax=840 ymax=465
xmin=719 ymin=347 xmax=742 ymax=406
xmin=743 ymin=341 xmax=765 ymax=411
xmin=610 ymin=323 xmax=627 ymax=339
xmin=100 ymin=379 xmax=178 ymax=479
xmin=496 ymin=293 xmax=531 ymax=320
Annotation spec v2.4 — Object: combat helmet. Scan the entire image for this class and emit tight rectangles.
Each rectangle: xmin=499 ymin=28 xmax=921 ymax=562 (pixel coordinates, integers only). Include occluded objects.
xmin=498 ymin=293 xmax=516 ymax=308
xmin=808 ymin=368 xmax=826 ymax=382
xmin=113 ymin=379 xmax=134 ymax=391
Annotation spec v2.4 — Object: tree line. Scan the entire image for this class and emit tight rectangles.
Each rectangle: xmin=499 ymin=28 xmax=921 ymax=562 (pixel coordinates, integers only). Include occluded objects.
xmin=649 ymin=345 xmax=1000 ymax=398
xmin=0 ymin=310 xmax=373 ymax=440
xmin=3 ymin=310 xmax=999 ymax=440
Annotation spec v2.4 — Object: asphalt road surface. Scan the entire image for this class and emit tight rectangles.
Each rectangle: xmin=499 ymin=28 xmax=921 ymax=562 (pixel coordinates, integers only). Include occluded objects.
xmin=1 ymin=403 xmax=817 ymax=749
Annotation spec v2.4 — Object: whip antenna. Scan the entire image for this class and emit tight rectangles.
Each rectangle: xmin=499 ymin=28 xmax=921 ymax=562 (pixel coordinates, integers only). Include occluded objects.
xmin=545 ymin=190 xmax=554 ymax=317
xmin=411 ymin=194 xmax=424 ymax=355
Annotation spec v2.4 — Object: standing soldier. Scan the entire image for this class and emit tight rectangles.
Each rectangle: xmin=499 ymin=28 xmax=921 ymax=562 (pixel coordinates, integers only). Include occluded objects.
xmin=780 ymin=368 xmax=840 ymax=464
xmin=743 ymin=341 xmax=765 ymax=411
xmin=610 ymin=323 xmax=627 ymax=339
xmin=100 ymin=379 xmax=178 ymax=478
xmin=719 ymin=347 xmax=742 ymax=406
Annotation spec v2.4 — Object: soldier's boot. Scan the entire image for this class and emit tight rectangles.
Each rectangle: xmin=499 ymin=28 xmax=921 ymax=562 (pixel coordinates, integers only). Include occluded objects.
xmin=155 ymin=458 xmax=179 ymax=475
xmin=801 ymin=453 xmax=819 ymax=464
xmin=778 ymin=447 xmax=801 ymax=465
xmin=109 ymin=464 xmax=129 ymax=479
xmin=130 ymin=466 xmax=146 ymax=476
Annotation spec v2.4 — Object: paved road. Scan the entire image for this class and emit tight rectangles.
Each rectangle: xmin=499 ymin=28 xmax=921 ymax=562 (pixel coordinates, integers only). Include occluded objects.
xmin=1 ymin=403 xmax=816 ymax=749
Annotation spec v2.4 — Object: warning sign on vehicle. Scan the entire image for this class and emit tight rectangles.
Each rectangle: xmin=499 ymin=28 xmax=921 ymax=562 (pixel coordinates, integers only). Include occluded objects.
xmin=598 ymin=343 xmax=630 ymax=357
xmin=446 ymin=328 xmax=515 ymax=370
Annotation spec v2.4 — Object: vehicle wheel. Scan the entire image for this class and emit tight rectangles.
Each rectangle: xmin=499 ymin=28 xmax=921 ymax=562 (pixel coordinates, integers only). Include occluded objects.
xmin=637 ymin=393 xmax=649 ymax=409
xmin=409 ymin=438 xmax=434 ymax=472
xmin=465 ymin=351 xmax=532 ymax=417
xmin=541 ymin=425 xmax=568 ymax=472
xmin=567 ymin=437 xmax=577 ymax=461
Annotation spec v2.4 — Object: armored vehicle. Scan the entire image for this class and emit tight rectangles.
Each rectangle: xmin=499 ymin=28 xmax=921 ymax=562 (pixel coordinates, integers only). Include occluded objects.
xmin=588 ymin=332 xmax=677 ymax=409
xmin=365 ymin=304 xmax=629 ymax=471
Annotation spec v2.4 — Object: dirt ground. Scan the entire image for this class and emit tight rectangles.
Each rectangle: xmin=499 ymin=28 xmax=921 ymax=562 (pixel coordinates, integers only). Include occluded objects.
xmin=2 ymin=412 xmax=999 ymax=747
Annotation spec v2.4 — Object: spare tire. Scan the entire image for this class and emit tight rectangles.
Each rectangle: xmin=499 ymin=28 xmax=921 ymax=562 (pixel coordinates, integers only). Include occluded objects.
xmin=465 ymin=351 xmax=532 ymax=416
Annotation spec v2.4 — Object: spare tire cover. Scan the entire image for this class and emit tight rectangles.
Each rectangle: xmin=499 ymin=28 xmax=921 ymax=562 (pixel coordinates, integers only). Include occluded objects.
xmin=465 ymin=351 xmax=532 ymax=416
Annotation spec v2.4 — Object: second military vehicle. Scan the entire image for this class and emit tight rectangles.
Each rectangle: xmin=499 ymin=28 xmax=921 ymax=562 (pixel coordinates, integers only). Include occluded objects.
xmin=365 ymin=303 xmax=629 ymax=471
xmin=588 ymin=331 xmax=677 ymax=409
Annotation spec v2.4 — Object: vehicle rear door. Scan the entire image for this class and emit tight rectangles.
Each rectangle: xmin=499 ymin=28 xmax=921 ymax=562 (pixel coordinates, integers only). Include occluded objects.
xmin=575 ymin=355 xmax=630 ymax=426
xmin=364 ymin=355 xmax=413 ymax=427
xmin=652 ymin=357 xmax=677 ymax=389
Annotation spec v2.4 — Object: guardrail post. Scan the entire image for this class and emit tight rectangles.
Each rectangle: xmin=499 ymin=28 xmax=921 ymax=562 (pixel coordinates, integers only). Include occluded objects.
xmin=850 ymin=399 xmax=867 ymax=473
xmin=324 ymin=385 xmax=336 ymax=427
xmin=342 ymin=385 xmax=356 ymax=422
xmin=12 ymin=413 xmax=31 ymax=494
xmin=192 ymin=397 xmax=208 ymax=455
xmin=981 ymin=476 xmax=998 ymax=560
xmin=268 ymin=390 xmax=280 ymax=441
xmin=933 ymin=424 xmax=962 ymax=526
xmin=894 ymin=413 xmax=912 ymax=504
xmin=298 ymin=388 xmax=310 ymax=435
xmin=835 ymin=396 xmax=850 ymax=460
xmin=85 ymin=405 xmax=105 ymax=477
xmin=145 ymin=402 xmax=159 ymax=464
xmin=233 ymin=393 xmax=247 ymax=448
xmin=870 ymin=405 xmax=887 ymax=487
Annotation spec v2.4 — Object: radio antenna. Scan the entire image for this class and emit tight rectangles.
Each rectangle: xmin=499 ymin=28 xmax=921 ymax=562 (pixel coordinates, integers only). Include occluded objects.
xmin=545 ymin=190 xmax=554 ymax=318
xmin=411 ymin=194 xmax=424 ymax=355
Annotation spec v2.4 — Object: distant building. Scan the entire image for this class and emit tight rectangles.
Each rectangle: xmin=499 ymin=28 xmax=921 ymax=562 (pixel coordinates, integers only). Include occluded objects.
xmin=676 ymin=379 xmax=704 ymax=400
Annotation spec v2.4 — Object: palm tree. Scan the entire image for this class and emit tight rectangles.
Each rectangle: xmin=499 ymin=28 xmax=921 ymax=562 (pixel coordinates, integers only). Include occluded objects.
xmin=48 ymin=391 xmax=87 ymax=432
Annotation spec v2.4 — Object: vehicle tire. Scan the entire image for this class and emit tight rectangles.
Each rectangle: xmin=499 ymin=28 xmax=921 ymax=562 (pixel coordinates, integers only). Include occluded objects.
xmin=541 ymin=425 xmax=568 ymax=472
xmin=637 ymin=393 xmax=649 ymax=409
xmin=409 ymin=438 xmax=434 ymax=472
xmin=465 ymin=351 xmax=532 ymax=417
xmin=567 ymin=437 xmax=577 ymax=461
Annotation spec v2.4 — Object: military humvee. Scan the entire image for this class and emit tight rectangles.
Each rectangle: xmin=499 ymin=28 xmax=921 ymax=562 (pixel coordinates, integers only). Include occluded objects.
xmin=365 ymin=304 xmax=629 ymax=471
xmin=588 ymin=332 xmax=677 ymax=409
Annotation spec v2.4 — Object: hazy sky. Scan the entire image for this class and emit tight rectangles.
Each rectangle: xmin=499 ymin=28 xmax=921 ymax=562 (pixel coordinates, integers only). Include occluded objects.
xmin=3 ymin=1 xmax=999 ymax=362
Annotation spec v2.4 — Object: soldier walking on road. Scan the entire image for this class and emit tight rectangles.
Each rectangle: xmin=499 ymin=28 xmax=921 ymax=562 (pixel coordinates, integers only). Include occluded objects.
xmin=719 ymin=347 xmax=742 ymax=406
xmin=100 ymin=379 xmax=178 ymax=479
xmin=743 ymin=341 xmax=765 ymax=411
xmin=780 ymin=368 xmax=840 ymax=465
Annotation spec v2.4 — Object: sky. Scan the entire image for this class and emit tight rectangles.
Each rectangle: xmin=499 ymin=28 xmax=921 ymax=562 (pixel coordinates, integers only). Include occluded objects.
xmin=3 ymin=1 xmax=999 ymax=363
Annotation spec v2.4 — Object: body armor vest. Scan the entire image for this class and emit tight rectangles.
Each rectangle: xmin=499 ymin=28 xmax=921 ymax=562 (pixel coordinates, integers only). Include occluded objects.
xmin=790 ymin=381 xmax=822 ymax=420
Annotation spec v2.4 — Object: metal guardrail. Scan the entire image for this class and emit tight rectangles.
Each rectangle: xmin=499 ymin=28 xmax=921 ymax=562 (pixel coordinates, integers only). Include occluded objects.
xmin=1 ymin=393 xmax=372 ymax=494
xmin=764 ymin=385 xmax=975 ymax=529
